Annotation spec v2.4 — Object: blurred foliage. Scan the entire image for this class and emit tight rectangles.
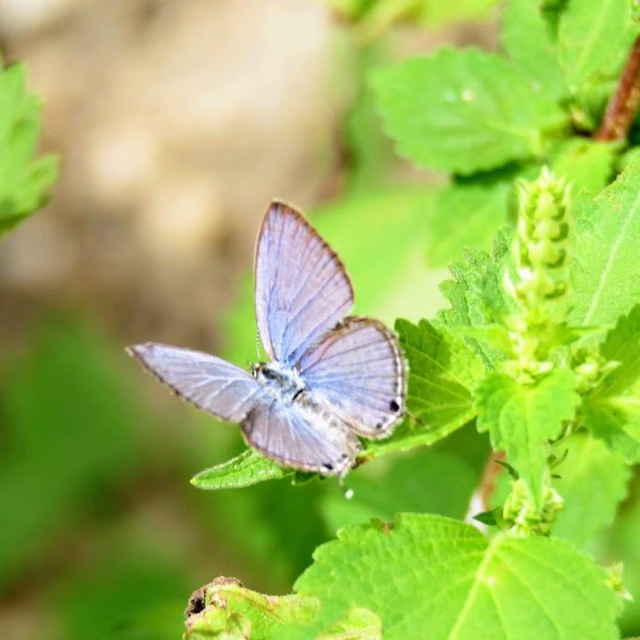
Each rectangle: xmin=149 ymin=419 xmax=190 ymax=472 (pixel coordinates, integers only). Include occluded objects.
xmin=326 ymin=0 xmax=499 ymax=42
xmin=0 ymin=57 xmax=58 ymax=235
xmin=4 ymin=0 xmax=640 ymax=638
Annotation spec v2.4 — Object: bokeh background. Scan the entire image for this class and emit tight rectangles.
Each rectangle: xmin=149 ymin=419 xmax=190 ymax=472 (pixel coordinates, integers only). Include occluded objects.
xmin=7 ymin=1 xmax=631 ymax=639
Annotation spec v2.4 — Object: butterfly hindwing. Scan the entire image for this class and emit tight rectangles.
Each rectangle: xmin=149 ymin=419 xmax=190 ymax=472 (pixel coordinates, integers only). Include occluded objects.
xmin=128 ymin=343 xmax=265 ymax=422
xmin=241 ymin=397 xmax=361 ymax=475
xmin=298 ymin=317 xmax=406 ymax=438
xmin=254 ymin=201 xmax=354 ymax=366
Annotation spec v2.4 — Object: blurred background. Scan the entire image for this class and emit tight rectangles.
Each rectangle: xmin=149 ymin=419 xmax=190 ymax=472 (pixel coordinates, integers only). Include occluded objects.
xmin=6 ymin=1 xmax=636 ymax=639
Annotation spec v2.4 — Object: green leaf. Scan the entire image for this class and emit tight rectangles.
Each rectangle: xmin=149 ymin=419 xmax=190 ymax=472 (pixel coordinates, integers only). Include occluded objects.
xmin=0 ymin=60 xmax=58 ymax=235
xmin=557 ymin=0 xmax=639 ymax=94
xmin=295 ymin=514 xmax=620 ymax=639
xmin=500 ymin=0 xmax=567 ymax=102
xmin=191 ymin=449 xmax=294 ymax=490
xmin=371 ymin=48 xmax=567 ymax=175
xmin=570 ymin=158 xmax=640 ymax=327
xmin=184 ymin=578 xmax=319 ymax=639
xmin=476 ymin=369 xmax=580 ymax=507
xmin=551 ymin=139 xmax=618 ymax=194
xmin=426 ymin=176 xmax=512 ymax=267
xmin=583 ymin=304 xmax=640 ymax=460
xmin=328 ymin=0 xmax=499 ymax=41
xmin=317 ymin=607 xmax=381 ymax=640
xmin=399 ymin=319 xmax=482 ymax=429
xmin=438 ymin=227 xmax=515 ymax=367
xmin=552 ymin=432 xmax=630 ymax=547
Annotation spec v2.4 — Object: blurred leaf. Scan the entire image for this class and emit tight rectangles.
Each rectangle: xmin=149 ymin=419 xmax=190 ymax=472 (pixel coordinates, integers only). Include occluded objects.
xmin=551 ymin=139 xmax=618 ymax=194
xmin=321 ymin=447 xmax=478 ymax=532
xmin=570 ymin=158 xmax=640 ymax=327
xmin=295 ymin=514 xmax=620 ymax=639
xmin=500 ymin=0 xmax=567 ymax=101
xmin=438 ymin=227 xmax=515 ymax=367
xmin=55 ymin=560 xmax=191 ymax=640
xmin=427 ymin=176 xmax=512 ymax=267
xmin=371 ymin=48 xmax=567 ymax=175
xmin=557 ymin=0 xmax=639 ymax=94
xmin=552 ymin=432 xmax=630 ymax=547
xmin=343 ymin=46 xmax=396 ymax=195
xmin=329 ymin=0 xmax=498 ymax=41
xmin=0 ymin=320 xmax=144 ymax=586
xmin=583 ymin=304 xmax=640 ymax=461
xmin=184 ymin=578 xmax=319 ymax=640
xmin=476 ymin=369 xmax=580 ymax=507
xmin=605 ymin=473 xmax=640 ymax=635
xmin=0 ymin=60 xmax=58 ymax=235
xmin=210 ymin=478 xmax=328 ymax=591
xmin=363 ymin=319 xmax=483 ymax=459
xmin=317 ymin=607 xmax=381 ymax=640
xmin=191 ymin=450 xmax=293 ymax=490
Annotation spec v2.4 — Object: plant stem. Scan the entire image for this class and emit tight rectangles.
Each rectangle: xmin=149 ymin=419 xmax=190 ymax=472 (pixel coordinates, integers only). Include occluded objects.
xmin=595 ymin=34 xmax=640 ymax=141
xmin=465 ymin=450 xmax=505 ymax=526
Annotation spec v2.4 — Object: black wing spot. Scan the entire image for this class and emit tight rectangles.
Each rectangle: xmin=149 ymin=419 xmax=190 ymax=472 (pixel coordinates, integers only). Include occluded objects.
xmin=389 ymin=400 xmax=400 ymax=413
xmin=321 ymin=463 xmax=334 ymax=472
xmin=375 ymin=422 xmax=383 ymax=430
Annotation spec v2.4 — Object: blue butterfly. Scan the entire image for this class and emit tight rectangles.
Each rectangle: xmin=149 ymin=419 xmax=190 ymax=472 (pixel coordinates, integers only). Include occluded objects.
xmin=128 ymin=202 xmax=406 ymax=476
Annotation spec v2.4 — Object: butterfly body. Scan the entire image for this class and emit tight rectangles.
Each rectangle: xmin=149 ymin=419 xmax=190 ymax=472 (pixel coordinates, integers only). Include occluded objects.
xmin=251 ymin=361 xmax=305 ymax=404
xmin=129 ymin=202 xmax=406 ymax=476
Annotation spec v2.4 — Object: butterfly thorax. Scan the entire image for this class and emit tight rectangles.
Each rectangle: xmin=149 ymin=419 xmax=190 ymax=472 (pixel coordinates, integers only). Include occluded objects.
xmin=252 ymin=361 xmax=305 ymax=403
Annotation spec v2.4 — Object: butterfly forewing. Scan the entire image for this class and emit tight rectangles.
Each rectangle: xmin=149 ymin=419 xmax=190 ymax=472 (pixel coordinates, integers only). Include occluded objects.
xmin=128 ymin=343 xmax=265 ymax=422
xmin=254 ymin=202 xmax=354 ymax=366
xmin=298 ymin=318 xmax=406 ymax=438
xmin=241 ymin=398 xmax=361 ymax=474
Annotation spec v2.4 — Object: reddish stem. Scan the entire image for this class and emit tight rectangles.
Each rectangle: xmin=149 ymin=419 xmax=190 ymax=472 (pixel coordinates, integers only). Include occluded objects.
xmin=595 ymin=34 xmax=640 ymax=141
xmin=465 ymin=450 xmax=505 ymax=525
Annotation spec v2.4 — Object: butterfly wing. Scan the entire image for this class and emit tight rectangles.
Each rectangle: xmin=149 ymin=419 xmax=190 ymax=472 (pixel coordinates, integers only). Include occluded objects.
xmin=298 ymin=317 xmax=406 ymax=438
xmin=241 ymin=398 xmax=361 ymax=475
xmin=254 ymin=201 xmax=354 ymax=366
xmin=128 ymin=343 xmax=264 ymax=422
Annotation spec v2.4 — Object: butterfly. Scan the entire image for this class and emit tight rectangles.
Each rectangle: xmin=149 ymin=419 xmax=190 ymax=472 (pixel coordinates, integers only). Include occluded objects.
xmin=128 ymin=201 xmax=406 ymax=476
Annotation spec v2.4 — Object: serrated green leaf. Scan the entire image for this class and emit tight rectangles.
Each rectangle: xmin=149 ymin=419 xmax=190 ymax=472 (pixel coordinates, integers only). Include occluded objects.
xmin=0 ymin=61 xmax=58 ymax=235
xmin=361 ymin=319 xmax=484 ymax=460
xmin=397 ymin=319 xmax=483 ymax=429
xmin=426 ymin=177 xmax=512 ymax=267
xmin=295 ymin=514 xmax=620 ymax=639
xmin=551 ymin=139 xmax=618 ymax=194
xmin=557 ymin=0 xmax=639 ymax=93
xmin=552 ymin=432 xmax=630 ymax=547
xmin=583 ymin=304 xmax=640 ymax=461
xmin=570 ymin=158 xmax=640 ymax=327
xmin=184 ymin=578 xmax=319 ymax=639
xmin=191 ymin=450 xmax=294 ymax=490
xmin=500 ymin=0 xmax=567 ymax=102
xmin=476 ymin=369 xmax=580 ymax=507
xmin=438 ymin=226 xmax=515 ymax=367
xmin=371 ymin=48 xmax=568 ymax=175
